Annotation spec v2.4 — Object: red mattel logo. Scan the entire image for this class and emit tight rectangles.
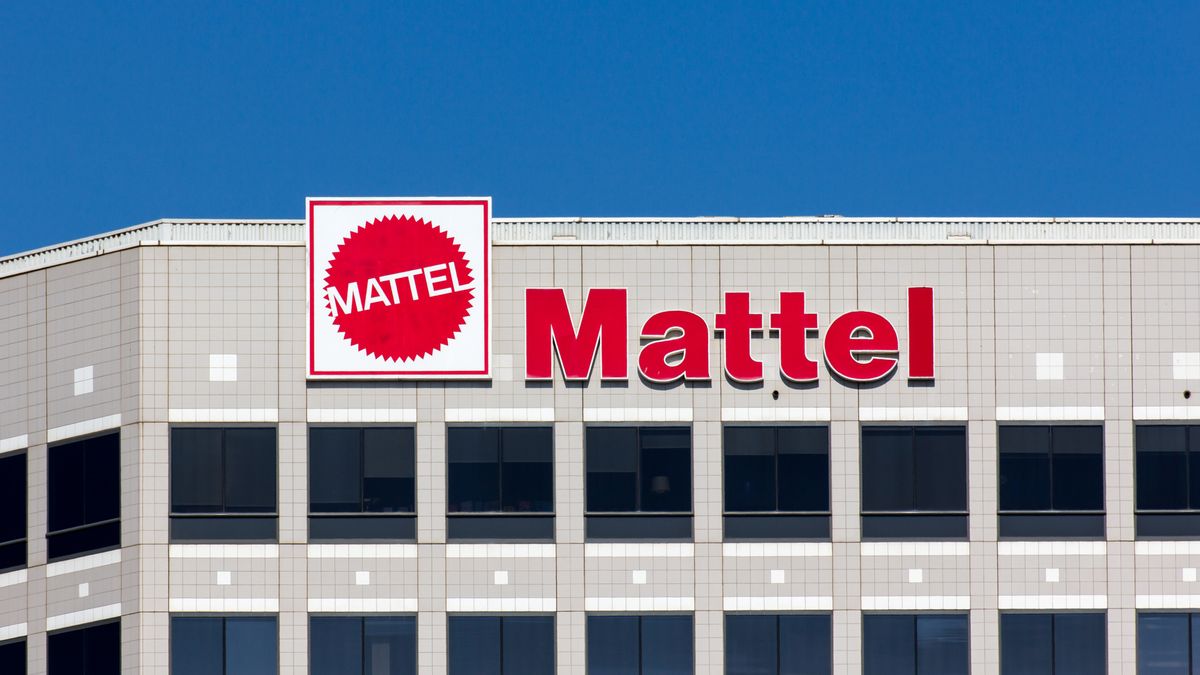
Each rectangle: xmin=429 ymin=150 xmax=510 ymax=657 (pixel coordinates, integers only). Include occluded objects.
xmin=322 ymin=215 xmax=475 ymax=362
xmin=525 ymin=288 xmax=935 ymax=383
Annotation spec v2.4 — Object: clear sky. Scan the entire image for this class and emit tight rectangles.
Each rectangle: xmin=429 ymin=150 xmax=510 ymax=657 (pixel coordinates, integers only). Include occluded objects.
xmin=1 ymin=1 xmax=1197 ymax=255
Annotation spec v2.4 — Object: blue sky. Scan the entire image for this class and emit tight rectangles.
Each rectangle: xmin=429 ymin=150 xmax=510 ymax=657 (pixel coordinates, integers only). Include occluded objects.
xmin=1 ymin=1 xmax=1197 ymax=255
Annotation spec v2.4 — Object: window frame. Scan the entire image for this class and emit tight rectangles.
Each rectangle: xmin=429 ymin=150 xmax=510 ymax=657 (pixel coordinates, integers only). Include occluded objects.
xmin=445 ymin=424 xmax=555 ymax=515
xmin=169 ymin=426 xmax=278 ymax=542
xmin=858 ymin=424 xmax=969 ymax=541
xmin=584 ymin=425 xmax=694 ymax=541
xmin=724 ymin=612 xmax=832 ymax=675
xmin=862 ymin=612 xmax=970 ymax=675
xmin=999 ymin=611 xmax=1107 ymax=675
xmin=46 ymin=431 xmax=121 ymax=562
xmin=47 ymin=618 xmax=121 ymax=675
xmin=0 ymin=450 xmax=27 ymax=573
xmin=447 ymin=613 xmax=556 ymax=675
xmin=997 ymin=423 xmax=1106 ymax=539
xmin=722 ymin=424 xmax=831 ymax=515
xmin=1134 ymin=424 xmax=1200 ymax=538
xmin=1137 ymin=611 xmax=1200 ymax=674
xmin=170 ymin=614 xmax=279 ymax=675
xmin=308 ymin=425 xmax=417 ymax=542
xmin=585 ymin=613 xmax=695 ymax=675
xmin=309 ymin=614 xmax=417 ymax=675
xmin=722 ymin=424 xmax=831 ymax=541
xmin=584 ymin=425 xmax=693 ymax=516
xmin=444 ymin=424 xmax=556 ymax=542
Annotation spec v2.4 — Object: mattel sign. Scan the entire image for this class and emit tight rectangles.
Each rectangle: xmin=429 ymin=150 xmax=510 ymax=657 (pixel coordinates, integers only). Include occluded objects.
xmin=307 ymin=197 xmax=491 ymax=379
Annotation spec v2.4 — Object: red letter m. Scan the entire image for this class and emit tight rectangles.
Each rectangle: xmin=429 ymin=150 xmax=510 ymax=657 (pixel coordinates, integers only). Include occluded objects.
xmin=525 ymin=288 xmax=628 ymax=380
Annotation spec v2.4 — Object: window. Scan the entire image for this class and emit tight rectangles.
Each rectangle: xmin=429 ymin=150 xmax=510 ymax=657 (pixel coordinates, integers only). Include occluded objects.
xmin=724 ymin=426 xmax=830 ymax=540
xmin=0 ymin=451 xmax=26 ymax=571
xmin=1139 ymin=612 xmax=1200 ymax=674
xmin=311 ymin=616 xmax=415 ymax=675
xmin=48 ymin=620 xmax=120 ymax=675
xmin=171 ymin=427 xmax=277 ymax=541
xmin=587 ymin=614 xmax=693 ymax=675
xmin=0 ymin=639 xmax=25 ymax=675
xmin=48 ymin=433 xmax=120 ymax=560
xmin=447 ymin=615 xmax=554 ymax=675
xmin=1136 ymin=425 xmax=1200 ymax=537
xmin=860 ymin=426 xmax=967 ymax=539
xmin=310 ymin=427 xmax=415 ymax=541
xmin=447 ymin=426 xmax=554 ymax=541
xmin=1001 ymin=613 xmax=1105 ymax=675
xmin=586 ymin=426 xmax=692 ymax=540
xmin=171 ymin=616 xmax=277 ymax=675
xmin=862 ymin=614 xmax=968 ymax=675
xmin=725 ymin=614 xmax=831 ymax=675
xmin=998 ymin=425 xmax=1104 ymax=538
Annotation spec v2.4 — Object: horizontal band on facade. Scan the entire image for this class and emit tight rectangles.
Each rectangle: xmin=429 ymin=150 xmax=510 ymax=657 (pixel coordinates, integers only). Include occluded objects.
xmin=861 ymin=596 xmax=970 ymax=611
xmin=1134 ymin=406 xmax=1200 ymax=420
xmin=46 ymin=549 xmax=122 ymax=577
xmin=995 ymin=406 xmax=1105 ymax=421
xmin=46 ymin=602 xmax=122 ymax=631
xmin=1137 ymin=595 xmax=1200 ymax=610
xmin=0 ymin=434 xmax=28 ymax=455
xmin=585 ymin=596 xmax=695 ymax=612
xmin=0 ymin=622 xmax=27 ymax=642
xmin=998 ymin=541 xmax=1107 ymax=556
xmin=0 ymin=569 xmax=28 ymax=588
xmin=585 ymin=543 xmax=694 ymax=558
xmin=168 ymin=408 xmax=278 ymax=423
xmin=307 ymin=408 xmax=417 ymax=423
xmin=722 ymin=407 xmax=831 ymax=422
xmin=446 ymin=597 xmax=556 ymax=612
xmin=722 ymin=543 xmax=832 ymax=558
xmin=999 ymin=595 xmax=1107 ymax=610
xmin=169 ymin=598 xmax=279 ymax=613
xmin=47 ymin=414 xmax=122 ymax=443
xmin=307 ymin=544 xmax=418 ymax=559
xmin=1135 ymin=541 xmax=1200 ymax=555
xmin=583 ymin=408 xmax=693 ymax=423
xmin=308 ymin=598 xmax=418 ymax=613
xmin=724 ymin=596 xmax=833 ymax=611
xmin=859 ymin=407 xmax=969 ymax=422
xmin=860 ymin=542 xmax=969 ymax=557
xmin=446 ymin=544 xmax=556 ymax=558
xmin=445 ymin=407 xmax=555 ymax=422
xmin=170 ymin=544 xmax=279 ymax=559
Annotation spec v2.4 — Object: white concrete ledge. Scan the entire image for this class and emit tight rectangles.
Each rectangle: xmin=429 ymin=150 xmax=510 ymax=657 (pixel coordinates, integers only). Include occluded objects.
xmin=586 ymin=597 xmax=694 ymax=612
xmin=307 ymin=408 xmax=417 ymax=423
xmin=584 ymin=407 xmax=692 ymax=422
xmin=446 ymin=544 xmax=556 ymax=558
xmin=724 ymin=596 xmax=832 ymax=611
xmin=0 ymin=569 xmax=28 ymax=588
xmin=170 ymin=544 xmax=279 ymax=559
xmin=860 ymin=542 xmax=970 ymax=557
xmin=995 ymin=406 xmax=1104 ymax=421
xmin=585 ymin=543 xmax=694 ymax=558
xmin=47 ymin=414 xmax=122 ymax=443
xmin=859 ymin=407 xmax=968 ymax=422
xmin=46 ymin=549 xmax=122 ymax=577
xmin=1137 ymin=595 xmax=1200 ymax=609
xmin=0 ymin=622 xmax=28 ymax=641
xmin=446 ymin=598 xmax=556 ymax=612
xmin=1136 ymin=541 xmax=1200 ymax=555
xmin=0 ymin=434 xmax=28 ymax=455
xmin=46 ymin=603 xmax=122 ymax=631
xmin=169 ymin=408 xmax=278 ymax=423
xmin=307 ymin=544 xmax=418 ymax=559
xmin=999 ymin=595 xmax=1107 ymax=610
xmin=445 ymin=407 xmax=554 ymax=422
xmin=861 ymin=596 xmax=970 ymax=611
xmin=722 ymin=543 xmax=832 ymax=558
xmin=169 ymin=598 xmax=279 ymax=612
xmin=998 ymin=541 xmax=1107 ymax=556
xmin=721 ymin=407 xmax=830 ymax=422
xmin=308 ymin=598 xmax=418 ymax=613
xmin=1134 ymin=406 xmax=1200 ymax=420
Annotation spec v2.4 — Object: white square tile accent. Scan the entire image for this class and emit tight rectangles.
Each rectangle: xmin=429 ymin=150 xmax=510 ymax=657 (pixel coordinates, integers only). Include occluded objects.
xmin=1036 ymin=352 xmax=1064 ymax=380
xmin=355 ymin=571 xmax=370 ymax=586
xmin=216 ymin=571 xmax=232 ymax=586
xmin=1175 ymin=352 xmax=1200 ymax=380
xmin=907 ymin=568 xmax=923 ymax=584
xmin=1184 ymin=568 xmax=1197 ymax=583
xmin=1045 ymin=568 xmax=1060 ymax=583
xmin=770 ymin=569 xmax=785 ymax=585
xmin=78 ymin=583 xmax=89 ymax=598
xmin=631 ymin=570 xmax=647 ymax=585
xmin=493 ymin=570 xmax=509 ymax=586
xmin=209 ymin=354 xmax=238 ymax=381
xmin=73 ymin=366 xmax=93 ymax=395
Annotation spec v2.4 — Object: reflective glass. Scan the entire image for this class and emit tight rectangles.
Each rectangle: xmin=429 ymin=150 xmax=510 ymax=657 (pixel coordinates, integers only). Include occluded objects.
xmin=725 ymin=614 xmax=776 ymax=674
xmin=587 ymin=427 xmax=639 ymax=512
xmin=724 ymin=427 xmax=777 ymax=512
xmin=448 ymin=616 xmax=501 ymax=675
xmin=863 ymin=614 xmax=915 ymax=675
xmin=641 ymin=615 xmax=693 ymax=675
xmin=777 ymin=427 xmax=829 ymax=513
xmin=915 ymin=614 xmax=968 ymax=675
xmin=1052 ymin=613 xmax=1104 ymax=675
xmin=1051 ymin=426 xmax=1104 ymax=511
xmin=500 ymin=428 xmax=553 ymax=513
xmin=862 ymin=427 xmax=916 ymax=512
xmin=779 ymin=614 xmax=832 ymax=675
xmin=363 ymin=429 xmax=415 ymax=513
xmin=365 ymin=617 xmax=417 ymax=675
xmin=311 ymin=616 xmax=363 ymax=675
xmin=310 ymin=428 xmax=361 ymax=513
xmin=913 ymin=427 xmax=967 ymax=511
xmin=999 ymin=426 xmax=1053 ymax=510
xmin=48 ymin=438 xmax=87 ymax=530
xmin=172 ymin=617 xmax=224 ymax=675
xmin=1000 ymin=614 xmax=1052 ymax=675
xmin=639 ymin=428 xmax=691 ymax=513
xmin=587 ymin=616 xmax=641 ymax=675
xmin=171 ymin=428 xmax=223 ymax=513
xmin=225 ymin=617 xmax=278 ymax=675
xmin=223 ymin=429 xmax=277 ymax=513
xmin=0 ymin=639 xmax=25 ymax=675
xmin=447 ymin=427 xmax=501 ymax=512
xmin=1137 ymin=613 xmax=1189 ymax=675
xmin=1137 ymin=426 xmax=1188 ymax=510
xmin=501 ymin=616 xmax=554 ymax=675
xmin=50 ymin=620 xmax=120 ymax=675
xmin=0 ymin=453 xmax=27 ymax=544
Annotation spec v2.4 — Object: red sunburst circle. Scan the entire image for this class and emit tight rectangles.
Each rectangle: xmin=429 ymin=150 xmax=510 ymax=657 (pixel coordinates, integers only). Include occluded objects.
xmin=322 ymin=215 xmax=475 ymax=362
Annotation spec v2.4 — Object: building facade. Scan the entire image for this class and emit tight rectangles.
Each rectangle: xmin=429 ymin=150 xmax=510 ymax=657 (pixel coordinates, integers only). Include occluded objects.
xmin=1 ymin=216 xmax=1200 ymax=674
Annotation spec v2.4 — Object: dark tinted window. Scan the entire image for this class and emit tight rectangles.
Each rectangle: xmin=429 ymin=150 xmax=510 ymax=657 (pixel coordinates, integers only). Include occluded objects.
xmin=0 ymin=452 xmax=26 ymax=571
xmin=863 ymin=614 xmax=968 ymax=675
xmin=171 ymin=428 xmax=276 ymax=514
xmin=47 ymin=433 xmax=120 ymax=560
xmin=0 ymin=639 xmax=25 ymax=675
xmin=725 ymin=426 xmax=828 ymax=513
xmin=310 ymin=427 xmax=415 ymax=513
xmin=1138 ymin=426 xmax=1200 ymax=511
xmin=861 ymin=427 xmax=967 ymax=512
xmin=726 ymin=614 xmax=831 ymax=675
xmin=171 ymin=616 xmax=277 ymax=675
xmin=447 ymin=427 xmax=553 ymax=513
xmin=588 ymin=614 xmax=693 ymax=675
xmin=1138 ymin=612 xmax=1200 ymax=675
xmin=999 ymin=425 xmax=1103 ymax=512
xmin=1001 ymin=613 xmax=1105 ymax=675
xmin=587 ymin=427 xmax=691 ymax=513
xmin=311 ymin=616 xmax=415 ymax=675
xmin=447 ymin=615 xmax=553 ymax=675
xmin=48 ymin=620 xmax=120 ymax=675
